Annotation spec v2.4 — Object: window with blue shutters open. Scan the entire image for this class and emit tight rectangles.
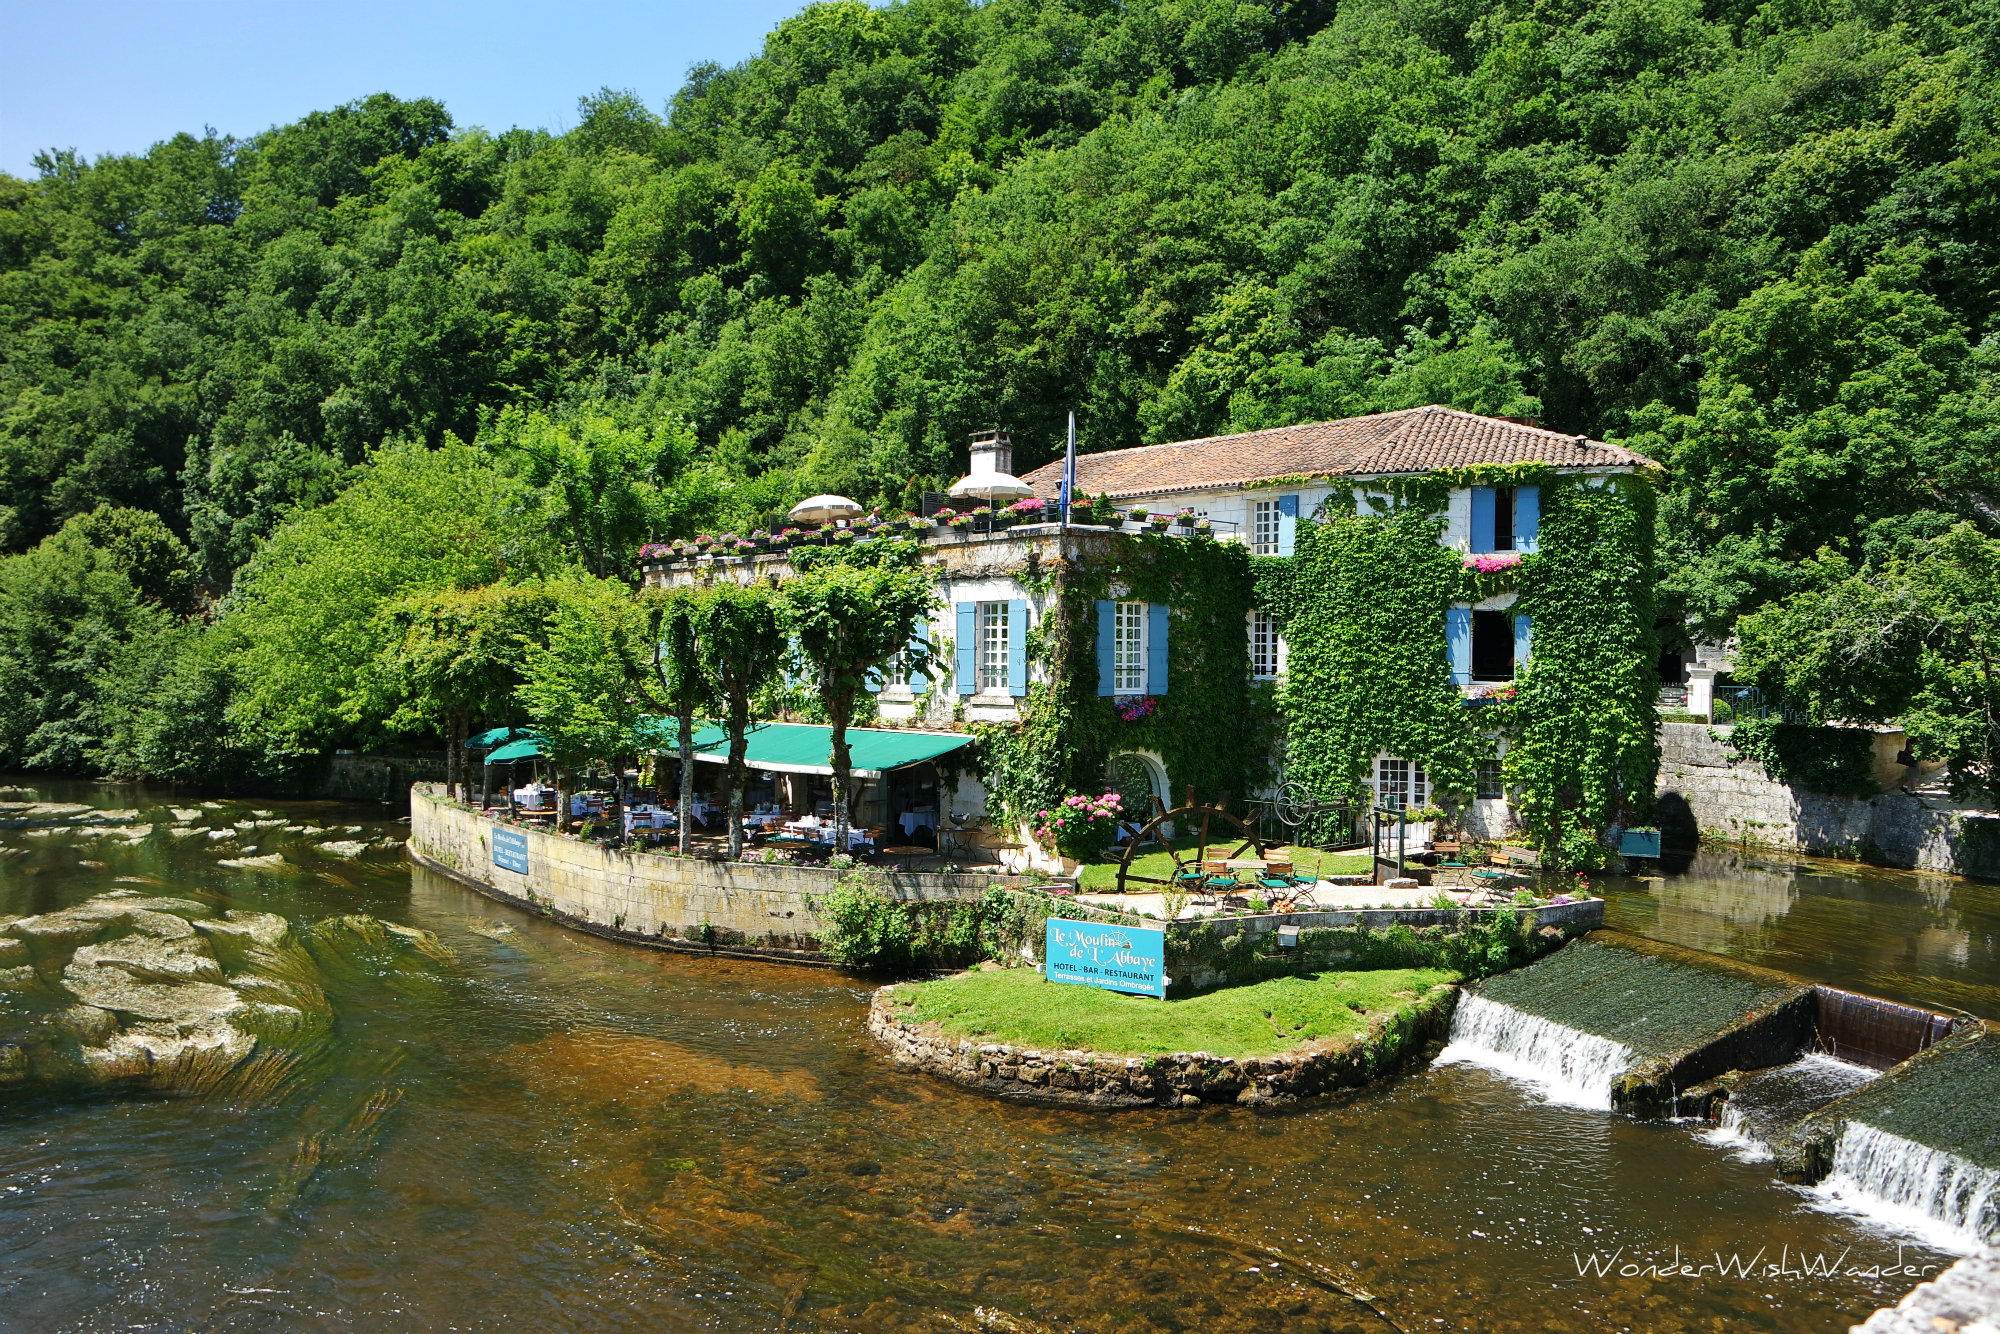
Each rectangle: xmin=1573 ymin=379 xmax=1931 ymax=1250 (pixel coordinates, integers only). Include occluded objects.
xmin=958 ymin=600 xmax=1026 ymax=696
xmin=1470 ymin=485 xmax=1539 ymax=554
xmin=1450 ymin=606 xmax=1533 ymax=683
xmin=1097 ymin=601 xmax=1169 ymax=695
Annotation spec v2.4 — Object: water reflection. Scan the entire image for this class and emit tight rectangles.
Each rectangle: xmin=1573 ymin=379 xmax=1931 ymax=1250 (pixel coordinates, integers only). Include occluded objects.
xmin=1602 ymin=848 xmax=2000 ymax=1018
xmin=0 ymin=783 xmax=1967 ymax=1332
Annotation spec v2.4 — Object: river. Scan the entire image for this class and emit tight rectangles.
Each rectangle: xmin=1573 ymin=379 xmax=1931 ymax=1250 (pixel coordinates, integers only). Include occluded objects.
xmin=0 ymin=782 xmax=1981 ymax=1333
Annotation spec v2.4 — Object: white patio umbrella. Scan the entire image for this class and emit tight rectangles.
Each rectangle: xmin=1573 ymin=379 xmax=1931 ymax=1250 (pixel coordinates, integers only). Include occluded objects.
xmin=787 ymin=494 xmax=865 ymax=524
xmin=946 ymin=471 xmax=1036 ymax=507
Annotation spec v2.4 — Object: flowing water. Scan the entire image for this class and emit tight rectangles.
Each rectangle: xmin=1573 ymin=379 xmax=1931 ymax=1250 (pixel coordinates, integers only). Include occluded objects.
xmin=1433 ymin=994 xmax=1635 ymax=1110
xmin=1814 ymin=1124 xmax=2000 ymax=1253
xmin=0 ymin=783 xmax=1975 ymax=1333
xmin=1702 ymin=1056 xmax=1880 ymax=1162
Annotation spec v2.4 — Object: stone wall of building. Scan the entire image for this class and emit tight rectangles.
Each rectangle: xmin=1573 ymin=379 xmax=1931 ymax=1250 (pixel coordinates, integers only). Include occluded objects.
xmin=406 ymin=785 xmax=1002 ymax=960
xmin=1655 ymin=723 xmax=2000 ymax=878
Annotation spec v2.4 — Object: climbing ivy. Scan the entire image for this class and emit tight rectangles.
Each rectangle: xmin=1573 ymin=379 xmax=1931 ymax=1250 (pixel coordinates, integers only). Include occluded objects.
xmin=1275 ymin=483 xmax=1478 ymax=809
xmin=974 ymin=533 xmax=1274 ymax=828
xmin=1272 ymin=466 xmax=1660 ymax=867
xmin=1504 ymin=475 xmax=1660 ymax=866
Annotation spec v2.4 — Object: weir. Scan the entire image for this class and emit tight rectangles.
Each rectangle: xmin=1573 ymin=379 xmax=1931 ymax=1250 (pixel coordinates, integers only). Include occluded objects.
xmin=1443 ymin=930 xmax=1816 ymax=1115
xmin=1440 ymin=928 xmax=1998 ymax=1251
xmin=1777 ymin=1024 xmax=2000 ymax=1250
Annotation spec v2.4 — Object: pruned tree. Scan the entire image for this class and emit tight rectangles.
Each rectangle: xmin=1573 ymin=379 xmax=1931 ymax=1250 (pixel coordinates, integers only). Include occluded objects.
xmin=692 ymin=583 xmax=786 ymax=858
xmin=782 ymin=563 xmax=937 ymax=851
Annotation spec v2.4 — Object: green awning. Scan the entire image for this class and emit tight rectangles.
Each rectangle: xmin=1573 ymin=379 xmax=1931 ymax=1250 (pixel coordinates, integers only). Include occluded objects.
xmin=483 ymin=737 xmax=545 ymax=763
xmin=467 ymin=726 xmax=540 ymax=749
xmin=662 ymin=721 xmax=972 ymax=779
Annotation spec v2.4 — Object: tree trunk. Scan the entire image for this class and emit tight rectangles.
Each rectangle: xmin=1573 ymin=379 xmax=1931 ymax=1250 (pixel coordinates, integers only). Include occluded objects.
xmin=829 ymin=694 xmax=854 ymax=855
xmin=556 ymin=767 xmax=573 ymax=834
xmin=724 ymin=696 xmax=750 ymax=860
xmin=677 ymin=707 xmax=695 ymax=854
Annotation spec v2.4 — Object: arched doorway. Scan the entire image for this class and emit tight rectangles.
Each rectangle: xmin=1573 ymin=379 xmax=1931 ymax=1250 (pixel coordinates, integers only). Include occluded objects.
xmin=1106 ymin=751 xmax=1169 ymax=842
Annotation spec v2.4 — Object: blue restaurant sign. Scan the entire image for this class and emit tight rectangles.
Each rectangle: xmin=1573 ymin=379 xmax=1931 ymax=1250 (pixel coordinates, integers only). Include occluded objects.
xmin=1044 ymin=919 xmax=1166 ymax=998
xmin=491 ymin=827 xmax=531 ymax=875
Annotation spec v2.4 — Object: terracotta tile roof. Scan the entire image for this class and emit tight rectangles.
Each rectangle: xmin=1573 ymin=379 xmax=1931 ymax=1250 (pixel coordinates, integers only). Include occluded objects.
xmin=1019 ymin=406 xmax=1657 ymax=501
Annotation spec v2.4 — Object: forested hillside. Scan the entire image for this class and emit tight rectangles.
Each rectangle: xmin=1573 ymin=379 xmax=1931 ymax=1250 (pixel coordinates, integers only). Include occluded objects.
xmin=4 ymin=0 xmax=2000 ymax=781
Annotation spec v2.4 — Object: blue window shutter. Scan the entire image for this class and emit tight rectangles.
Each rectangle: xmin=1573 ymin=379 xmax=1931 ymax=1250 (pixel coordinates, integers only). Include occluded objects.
xmin=1514 ymin=613 xmax=1533 ymax=673
xmin=911 ymin=621 xmax=930 ymax=694
xmin=1277 ymin=493 xmax=1299 ymax=557
xmin=865 ymin=667 xmax=882 ymax=694
xmin=956 ymin=602 xmax=976 ymax=695
xmin=1515 ymin=486 xmax=1540 ymax=552
xmin=1007 ymin=599 xmax=1028 ymax=696
xmin=1147 ymin=603 xmax=1170 ymax=695
xmin=1096 ymin=600 xmax=1116 ymax=696
xmin=1447 ymin=607 xmax=1472 ymax=685
xmin=1470 ymin=488 xmax=1496 ymax=553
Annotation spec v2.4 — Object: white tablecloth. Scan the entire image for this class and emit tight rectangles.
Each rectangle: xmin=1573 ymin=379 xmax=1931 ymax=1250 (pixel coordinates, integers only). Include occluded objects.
xmin=898 ymin=810 xmax=937 ymax=837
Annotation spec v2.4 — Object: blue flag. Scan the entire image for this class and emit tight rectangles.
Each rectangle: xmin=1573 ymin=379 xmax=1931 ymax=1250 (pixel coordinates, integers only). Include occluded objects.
xmin=1059 ymin=410 xmax=1077 ymax=522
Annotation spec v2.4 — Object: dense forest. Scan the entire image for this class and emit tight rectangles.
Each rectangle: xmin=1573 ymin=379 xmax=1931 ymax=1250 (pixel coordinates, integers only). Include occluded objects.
xmin=3 ymin=0 xmax=1999 ymax=787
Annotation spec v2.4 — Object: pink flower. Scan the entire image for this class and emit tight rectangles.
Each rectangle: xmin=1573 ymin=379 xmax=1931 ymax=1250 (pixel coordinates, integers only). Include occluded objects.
xmin=1464 ymin=553 xmax=1524 ymax=574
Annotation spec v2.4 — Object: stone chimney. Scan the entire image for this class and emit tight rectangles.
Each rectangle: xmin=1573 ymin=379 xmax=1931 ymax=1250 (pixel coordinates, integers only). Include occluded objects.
xmin=968 ymin=429 xmax=1012 ymax=477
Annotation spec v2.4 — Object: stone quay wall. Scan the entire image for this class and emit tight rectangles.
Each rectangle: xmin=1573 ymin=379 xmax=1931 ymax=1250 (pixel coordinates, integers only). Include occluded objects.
xmin=1655 ymin=723 xmax=2000 ymax=878
xmin=405 ymin=785 xmax=998 ymax=962
xmin=867 ymin=980 xmax=1459 ymax=1110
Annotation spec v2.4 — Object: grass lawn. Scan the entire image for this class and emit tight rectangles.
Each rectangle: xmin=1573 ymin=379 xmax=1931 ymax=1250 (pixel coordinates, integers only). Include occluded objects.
xmin=888 ymin=965 xmax=1458 ymax=1059
xmin=1076 ymin=844 xmax=1373 ymax=892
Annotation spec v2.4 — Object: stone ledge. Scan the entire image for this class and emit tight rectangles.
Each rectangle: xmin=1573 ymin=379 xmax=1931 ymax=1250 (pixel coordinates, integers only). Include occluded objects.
xmin=865 ymin=980 xmax=1458 ymax=1110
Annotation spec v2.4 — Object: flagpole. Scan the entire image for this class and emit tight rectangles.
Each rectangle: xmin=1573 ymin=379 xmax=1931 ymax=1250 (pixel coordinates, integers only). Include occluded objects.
xmin=1060 ymin=409 xmax=1076 ymax=534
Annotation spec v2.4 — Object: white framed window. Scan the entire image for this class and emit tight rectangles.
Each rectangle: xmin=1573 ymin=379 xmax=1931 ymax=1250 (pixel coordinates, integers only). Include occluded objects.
xmin=978 ymin=602 xmax=1010 ymax=691
xmin=1374 ymin=756 xmax=1428 ymax=812
xmin=1476 ymin=758 xmax=1505 ymax=800
xmin=1114 ymin=601 xmax=1148 ymax=693
xmin=1252 ymin=498 xmax=1281 ymax=556
xmin=885 ymin=649 xmax=908 ymax=688
xmin=1249 ymin=610 xmax=1283 ymax=679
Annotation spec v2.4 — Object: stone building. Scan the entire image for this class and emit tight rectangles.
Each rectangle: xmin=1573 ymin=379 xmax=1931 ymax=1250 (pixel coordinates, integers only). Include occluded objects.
xmin=644 ymin=405 xmax=1659 ymax=848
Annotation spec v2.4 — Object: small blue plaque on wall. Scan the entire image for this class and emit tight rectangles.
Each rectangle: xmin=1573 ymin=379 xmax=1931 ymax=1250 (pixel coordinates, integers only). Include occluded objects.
xmin=491 ymin=827 xmax=530 ymax=875
xmin=1045 ymin=919 xmax=1166 ymax=998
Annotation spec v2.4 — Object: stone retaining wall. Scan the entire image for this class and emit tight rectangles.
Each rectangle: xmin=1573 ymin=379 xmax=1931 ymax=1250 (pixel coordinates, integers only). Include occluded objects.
xmin=867 ymin=980 xmax=1459 ymax=1110
xmin=1656 ymin=723 xmax=2000 ymax=877
xmin=406 ymin=785 xmax=1000 ymax=960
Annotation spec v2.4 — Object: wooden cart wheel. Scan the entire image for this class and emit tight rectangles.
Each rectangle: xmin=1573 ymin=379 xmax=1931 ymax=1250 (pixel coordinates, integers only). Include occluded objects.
xmin=1114 ymin=798 xmax=1263 ymax=903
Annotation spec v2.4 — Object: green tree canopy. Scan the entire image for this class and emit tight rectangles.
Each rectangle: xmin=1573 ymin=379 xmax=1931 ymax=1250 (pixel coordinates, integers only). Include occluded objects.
xmin=782 ymin=560 xmax=936 ymax=845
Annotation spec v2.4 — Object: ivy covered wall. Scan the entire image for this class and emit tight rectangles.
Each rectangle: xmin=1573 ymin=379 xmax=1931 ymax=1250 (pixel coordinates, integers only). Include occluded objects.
xmin=975 ymin=533 xmax=1276 ymax=827
xmin=1266 ymin=469 xmax=1661 ymax=866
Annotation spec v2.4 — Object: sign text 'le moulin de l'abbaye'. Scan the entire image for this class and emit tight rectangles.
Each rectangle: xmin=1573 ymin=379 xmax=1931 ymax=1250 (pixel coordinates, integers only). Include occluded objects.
xmin=1044 ymin=920 xmax=1166 ymax=998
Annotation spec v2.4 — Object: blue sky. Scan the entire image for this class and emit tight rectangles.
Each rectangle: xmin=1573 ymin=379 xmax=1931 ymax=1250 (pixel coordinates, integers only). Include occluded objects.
xmin=2 ymin=0 xmax=808 ymax=176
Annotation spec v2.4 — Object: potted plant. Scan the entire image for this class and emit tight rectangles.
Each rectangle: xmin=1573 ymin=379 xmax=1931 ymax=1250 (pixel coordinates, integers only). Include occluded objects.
xmin=1147 ymin=512 xmax=1169 ymax=532
xmin=832 ymin=526 xmax=857 ymax=544
xmin=1005 ymin=497 xmax=1046 ymax=525
xmin=1126 ymin=507 xmax=1150 ymax=529
xmin=948 ymin=513 xmax=974 ymax=532
xmin=1192 ymin=517 xmax=1213 ymax=538
xmin=769 ymin=530 xmax=792 ymax=552
xmin=1032 ymin=792 xmax=1124 ymax=868
xmin=1175 ymin=507 xmax=1197 ymax=528
xmin=906 ymin=514 xmax=932 ymax=534
xmin=933 ymin=507 xmax=957 ymax=529
xmin=970 ymin=505 xmax=995 ymax=531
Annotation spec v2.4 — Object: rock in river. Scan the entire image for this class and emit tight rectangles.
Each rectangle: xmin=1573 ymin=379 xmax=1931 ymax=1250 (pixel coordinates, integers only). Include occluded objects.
xmin=0 ymin=890 xmax=450 ymax=1101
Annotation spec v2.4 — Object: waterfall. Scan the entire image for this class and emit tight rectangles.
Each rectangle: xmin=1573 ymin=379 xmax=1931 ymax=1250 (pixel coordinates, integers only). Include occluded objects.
xmin=1813 ymin=1121 xmax=2000 ymax=1253
xmin=1435 ymin=993 xmax=1636 ymax=1109
xmin=1702 ymin=1098 xmax=1769 ymax=1161
xmin=1699 ymin=1054 xmax=1878 ymax=1163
